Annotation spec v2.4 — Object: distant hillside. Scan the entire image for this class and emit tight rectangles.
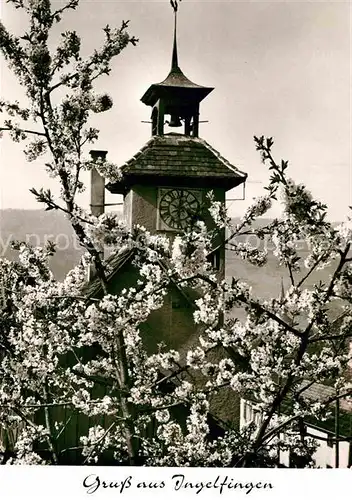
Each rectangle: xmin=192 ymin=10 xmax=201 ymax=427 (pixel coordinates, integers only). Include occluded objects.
xmin=0 ymin=210 xmax=337 ymax=297
xmin=0 ymin=209 xmax=84 ymax=280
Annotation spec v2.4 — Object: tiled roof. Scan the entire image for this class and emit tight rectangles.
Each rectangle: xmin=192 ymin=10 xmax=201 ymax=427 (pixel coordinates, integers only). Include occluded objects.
xmin=302 ymin=382 xmax=352 ymax=413
xmin=287 ymin=382 xmax=352 ymax=437
xmin=302 ymin=383 xmax=335 ymax=404
xmin=107 ymin=133 xmax=247 ymax=193
xmin=158 ymin=66 xmax=209 ymax=89
xmin=246 ymin=381 xmax=352 ymax=437
xmin=84 ymin=248 xmax=135 ymax=298
xmin=83 ymin=247 xmax=196 ymax=308
xmin=140 ymin=67 xmax=213 ymax=106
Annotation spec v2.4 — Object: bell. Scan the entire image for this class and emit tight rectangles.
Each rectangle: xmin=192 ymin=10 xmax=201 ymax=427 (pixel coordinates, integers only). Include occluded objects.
xmin=168 ymin=114 xmax=182 ymax=127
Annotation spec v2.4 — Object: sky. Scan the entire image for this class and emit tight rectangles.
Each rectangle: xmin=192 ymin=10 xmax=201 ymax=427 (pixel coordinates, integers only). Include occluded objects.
xmin=0 ymin=0 xmax=350 ymax=221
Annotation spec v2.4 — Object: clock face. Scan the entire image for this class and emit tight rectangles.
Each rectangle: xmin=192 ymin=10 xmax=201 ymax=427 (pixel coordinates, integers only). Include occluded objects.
xmin=159 ymin=188 xmax=201 ymax=230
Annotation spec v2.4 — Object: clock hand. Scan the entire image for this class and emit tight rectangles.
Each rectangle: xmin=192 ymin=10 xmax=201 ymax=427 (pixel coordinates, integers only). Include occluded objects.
xmin=177 ymin=190 xmax=184 ymax=219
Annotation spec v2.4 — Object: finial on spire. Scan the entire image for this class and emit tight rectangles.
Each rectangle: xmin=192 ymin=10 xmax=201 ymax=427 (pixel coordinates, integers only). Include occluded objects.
xmin=170 ymin=0 xmax=181 ymax=13
xmin=170 ymin=0 xmax=182 ymax=71
xmin=279 ymin=277 xmax=285 ymax=302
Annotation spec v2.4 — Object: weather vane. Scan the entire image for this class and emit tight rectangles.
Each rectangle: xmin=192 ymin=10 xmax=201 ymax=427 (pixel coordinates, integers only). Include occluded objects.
xmin=170 ymin=0 xmax=181 ymax=13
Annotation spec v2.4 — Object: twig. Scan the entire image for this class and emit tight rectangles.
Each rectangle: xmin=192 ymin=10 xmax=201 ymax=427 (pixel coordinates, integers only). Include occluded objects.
xmin=0 ymin=126 xmax=46 ymax=137
xmin=82 ymin=420 xmax=117 ymax=464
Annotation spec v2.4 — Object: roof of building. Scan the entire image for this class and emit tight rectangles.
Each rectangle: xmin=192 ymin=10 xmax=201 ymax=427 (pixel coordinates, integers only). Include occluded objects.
xmin=158 ymin=66 xmax=209 ymax=90
xmin=244 ymin=380 xmax=352 ymax=438
xmin=107 ymin=133 xmax=247 ymax=193
xmin=303 ymin=383 xmax=340 ymax=407
xmin=280 ymin=382 xmax=352 ymax=437
xmin=84 ymin=247 xmax=135 ymax=299
xmin=141 ymin=67 xmax=214 ymax=106
xmin=84 ymin=246 xmax=197 ymax=309
xmin=301 ymin=382 xmax=352 ymax=435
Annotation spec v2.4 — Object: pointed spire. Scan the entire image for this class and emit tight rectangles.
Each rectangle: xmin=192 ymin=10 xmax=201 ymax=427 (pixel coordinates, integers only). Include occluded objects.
xmin=171 ymin=7 xmax=178 ymax=70
xmin=170 ymin=0 xmax=181 ymax=71
xmin=280 ymin=277 xmax=285 ymax=302
xmin=279 ymin=277 xmax=293 ymax=327
xmin=141 ymin=0 xmax=213 ymax=110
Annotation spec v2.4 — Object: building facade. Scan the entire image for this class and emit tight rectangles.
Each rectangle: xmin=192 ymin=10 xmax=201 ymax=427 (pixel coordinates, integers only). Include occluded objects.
xmin=240 ymin=395 xmax=352 ymax=468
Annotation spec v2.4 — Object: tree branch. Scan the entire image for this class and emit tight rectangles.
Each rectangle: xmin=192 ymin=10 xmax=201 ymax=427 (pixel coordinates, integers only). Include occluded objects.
xmin=0 ymin=126 xmax=46 ymax=137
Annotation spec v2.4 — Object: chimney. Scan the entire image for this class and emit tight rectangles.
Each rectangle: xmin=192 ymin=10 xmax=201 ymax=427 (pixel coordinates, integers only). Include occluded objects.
xmin=88 ymin=150 xmax=107 ymax=281
xmin=90 ymin=150 xmax=107 ymax=217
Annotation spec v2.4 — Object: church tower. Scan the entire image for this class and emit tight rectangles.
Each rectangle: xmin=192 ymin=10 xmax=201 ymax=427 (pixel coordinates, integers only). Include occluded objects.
xmin=106 ymin=3 xmax=247 ymax=274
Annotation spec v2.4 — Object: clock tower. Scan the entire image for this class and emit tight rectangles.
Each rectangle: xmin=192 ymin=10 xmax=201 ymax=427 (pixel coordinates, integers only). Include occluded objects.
xmin=106 ymin=3 xmax=247 ymax=274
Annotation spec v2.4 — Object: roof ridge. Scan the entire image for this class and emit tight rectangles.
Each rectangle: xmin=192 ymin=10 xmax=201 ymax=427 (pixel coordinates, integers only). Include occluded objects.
xmin=198 ymin=137 xmax=247 ymax=179
xmin=84 ymin=247 xmax=135 ymax=298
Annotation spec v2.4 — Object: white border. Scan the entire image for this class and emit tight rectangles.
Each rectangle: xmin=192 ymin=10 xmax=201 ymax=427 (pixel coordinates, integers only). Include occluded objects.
xmin=1 ymin=466 xmax=351 ymax=500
